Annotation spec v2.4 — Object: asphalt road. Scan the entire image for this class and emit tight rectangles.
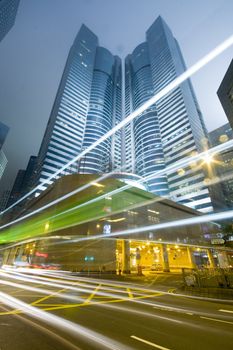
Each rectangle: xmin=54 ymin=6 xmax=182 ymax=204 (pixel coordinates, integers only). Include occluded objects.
xmin=0 ymin=268 xmax=233 ymax=350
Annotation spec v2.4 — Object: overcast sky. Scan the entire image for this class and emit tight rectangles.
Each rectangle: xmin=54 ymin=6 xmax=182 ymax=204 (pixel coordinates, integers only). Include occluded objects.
xmin=0 ymin=0 xmax=232 ymax=192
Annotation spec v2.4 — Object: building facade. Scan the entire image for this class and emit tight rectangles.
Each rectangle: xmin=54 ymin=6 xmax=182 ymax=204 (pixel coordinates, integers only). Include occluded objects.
xmin=37 ymin=25 xmax=122 ymax=191
xmin=0 ymin=149 xmax=7 ymax=181
xmin=0 ymin=0 xmax=20 ymax=42
xmin=0 ymin=189 xmax=10 ymax=211
xmin=217 ymin=60 xmax=233 ymax=130
xmin=124 ymin=16 xmax=213 ymax=212
xmin=36 ymin=18 xmax=214 ymax=213
xmin=1 ymin=174 xmax=231 ymax=273
xmin=7 ymin=155 xmax=37 ymax=207
xmin=0 ymin=121 xmax=9 ymax=150
xmin=209 ymin=122 xmax=233 ymax=208
xmin=0 ymin=121 xmax=9 ymax=182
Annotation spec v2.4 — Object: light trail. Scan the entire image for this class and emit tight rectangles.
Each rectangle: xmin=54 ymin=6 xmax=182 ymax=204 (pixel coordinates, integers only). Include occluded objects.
xmin=1 ymin=34 xmax=233 ymax=216
xmin=1 ymin=137 xmax=232 ymax=234
xmin=0 ymin=269 xmax=164 ymax=301
xmin=0 ymin=290 xmax=134 ymax=350
xmin=55 ymin=207 xmax=233 ymax=246
xmin=1 ymin=269 xmax=232 ymax=318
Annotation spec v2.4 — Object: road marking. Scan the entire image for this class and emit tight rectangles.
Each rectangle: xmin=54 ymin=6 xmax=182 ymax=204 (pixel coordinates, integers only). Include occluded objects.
xmin=131 ymin=335 xmax=171 ymax=349
xmin=39 ymin=292 xmax=160 ymax=312
xmin=0 ymin=281 xmax=163 ymax=316
xmin=83 ymin=284 xmax=101 ymax=304
xmin=153 ymin=306 xmax=194 ymax=315
xmin=219 ymin=309 xmax=233 ymax=314
xmin=168 ymin=288 xmax=176 ymax=294
xmin=200 ymin=316 xmax=233 ymax=325
xmin=127 ymin=288 xmax=133 ymax=298
xmin=31 ymin=287 xmax=68 ymax=306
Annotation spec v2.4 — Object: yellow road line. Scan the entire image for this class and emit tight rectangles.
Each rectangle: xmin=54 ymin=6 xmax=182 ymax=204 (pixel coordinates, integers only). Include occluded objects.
xmin=39 ymin=291 xmax=164 ymax=312
xmin=0 ymin=292 xmax=162 ymax=315
xmin=83 ymin=284 xmax=101 ymax=304
xmin=31 ymin=287 xmax=68 ymax=306
xmin=168 ymin=288 xmax=176 ymax=293
xmin=36 ymin=303 xmax=70 ymax=307
xmin=127 ymin=288 xmax=133 ymax=298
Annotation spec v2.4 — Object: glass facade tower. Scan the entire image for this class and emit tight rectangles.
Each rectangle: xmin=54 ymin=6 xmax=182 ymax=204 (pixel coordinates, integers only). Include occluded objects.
xmin=79 ymin=47 xmax=122 ymax=173
xmin=124 ymin=43 xmax=168 ymax=196
xmin=37 ymin=25 xmax=122 ymax=190
xmin=124 ymin=16 xmax=213 ymax=212
xmin=37 ymin=17 xmax=212 ymax=213
xmin=0 ymin=0 xmax=20 ymax=42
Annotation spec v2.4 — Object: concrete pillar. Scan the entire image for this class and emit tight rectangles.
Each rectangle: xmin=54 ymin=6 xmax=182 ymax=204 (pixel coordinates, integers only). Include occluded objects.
xmin=217 ymin=251 xmax=230 ymax=268
xmin=7 ymin=247 xmax=18 ymax=265
xmin=122 ymin=240 xmax=130 ymax=274
xmin=2 ymin=249 xmax=10 ymax=265
xmin=187 ymin=247 xmax=197 ymax=269
xmin=160 ymin=244 xmax=170 ymax=272
xmin=207 ymin=249 xmax=216 ymax=268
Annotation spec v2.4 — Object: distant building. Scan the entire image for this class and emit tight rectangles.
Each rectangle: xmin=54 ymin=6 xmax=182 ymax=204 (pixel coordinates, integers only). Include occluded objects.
xmin=7 ymin=155 xmax=37 ymax=207
xmin=0 ymin=149 xmax=7 ymax=181
xmin=7 ymin=169 xmax=25 ymax=207
xmin=0 ymin=189 xmax=10 ymax=211
xmin=209 ymin=123 xmax=233 ymax=208
xmin=0 ymin=121 xmax=9 ymax=182
xmin=0 ymin=121 xmax=9 ymax=150
xmin=217 ymin=60 xmax=233 ymax=129
xmin=22 ymin=155 xmax=38 ymax=192
xmin=0 ymin=0 xmax=20 ymax=42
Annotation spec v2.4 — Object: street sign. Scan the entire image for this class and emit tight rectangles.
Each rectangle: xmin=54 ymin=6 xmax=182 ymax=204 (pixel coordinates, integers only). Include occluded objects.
xmin=211 ymin=238 xmax=225 ymax=245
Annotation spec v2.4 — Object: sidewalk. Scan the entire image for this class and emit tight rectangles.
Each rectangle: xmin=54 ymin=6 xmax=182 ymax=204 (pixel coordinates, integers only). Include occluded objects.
xmin=178 ymin=285 xmax=233 ymax=300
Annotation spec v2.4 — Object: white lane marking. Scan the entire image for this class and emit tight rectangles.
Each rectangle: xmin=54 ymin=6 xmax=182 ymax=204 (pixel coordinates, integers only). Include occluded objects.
xmin=200 ymin=316 xmax=233 ymax=325
xmin=219 ymin=309 xmax=233 ymax=314
xmin=153 ymin=306 xmax=193 ymax=315
xmin=131 ymin=335 xmax=171 ymax=349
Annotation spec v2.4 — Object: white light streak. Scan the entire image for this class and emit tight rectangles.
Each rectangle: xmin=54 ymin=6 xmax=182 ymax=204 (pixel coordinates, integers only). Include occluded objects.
xmin=59 ymin=208 xmax=233 ymax=246
xmin=0 ymin=291 xmax=133 ymax=350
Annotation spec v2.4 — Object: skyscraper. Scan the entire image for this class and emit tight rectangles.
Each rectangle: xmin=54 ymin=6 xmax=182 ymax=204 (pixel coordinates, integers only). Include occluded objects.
xmin=37 ymin=25 xmax=122 ymax=190
xmin=217 ymin=59 xmax=233 ymax=130
xmin=209 ymin=123 xmax=233 ymax=208
xmin=124 ymin=16 xmax=213 ymax=212
xmin=7 ymin=155 xmax=37 ymax=207
xmin=0 ymin=149 xmax=7 ymax=181
xmin=0 ymin=121 xmax=9 ymax=150
xmin=36 ymin=17 xmax=213 ymax=213
xmin=0 ymin=121 xmax=9 ymax=182
xmin=0 ymin=0 xmax=20 ymax=42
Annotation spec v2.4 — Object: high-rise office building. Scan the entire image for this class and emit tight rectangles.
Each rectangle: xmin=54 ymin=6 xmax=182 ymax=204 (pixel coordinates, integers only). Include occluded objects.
xmin=217 ymin=60 xmax=233 ymax=130
xmin=7 ymin=155 xmax=37 ymax=207
xmin=0 ymin=121 xmax=9 ymax=182
xmin=0 ymin=189 xmax=10 ymax=211
xmin=0 ymin=0 xmax=20 ymax=42
xmin=7 ymin=169 xmax=25 ymax=207
xmin=37 ymin=25 xmax=122 ymax=190
xmin=0 ymin=121 xmax=9 ymax=150
xmin=209 ymin=122 xmax=233 ymax=208
xmin=36 ymin=18 xmax=213 ymax=213
xmin=124 ymin=16 xmax=213 ymax=212
xmin=0 ymin=149 xmax=7 ymax=181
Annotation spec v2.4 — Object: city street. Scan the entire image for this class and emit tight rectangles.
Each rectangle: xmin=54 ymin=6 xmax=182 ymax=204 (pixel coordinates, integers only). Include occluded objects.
xmin=0 ymin=1 xmax=233 ymax=350
xmin=0 ymin=269 xmax=232 ymax=350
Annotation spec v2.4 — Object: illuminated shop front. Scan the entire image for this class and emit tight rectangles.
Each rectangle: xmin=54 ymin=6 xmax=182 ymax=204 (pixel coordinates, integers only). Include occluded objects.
xmin=1 ymin=174 xmax=232 ymax=272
